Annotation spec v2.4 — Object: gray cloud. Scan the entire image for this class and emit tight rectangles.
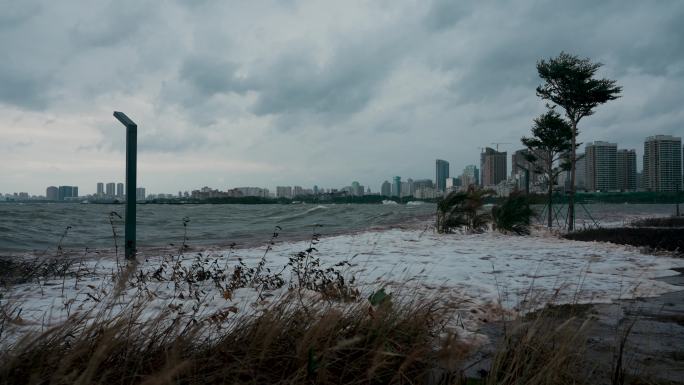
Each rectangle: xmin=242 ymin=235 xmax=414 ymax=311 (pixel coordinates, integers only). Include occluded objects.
xmin=2 ymin=0 xmax=684 ymax=195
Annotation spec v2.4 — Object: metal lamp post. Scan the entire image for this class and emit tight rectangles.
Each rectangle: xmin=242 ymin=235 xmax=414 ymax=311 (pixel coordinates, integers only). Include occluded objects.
xmin=113 ymin=111 xmax=137 ymax=260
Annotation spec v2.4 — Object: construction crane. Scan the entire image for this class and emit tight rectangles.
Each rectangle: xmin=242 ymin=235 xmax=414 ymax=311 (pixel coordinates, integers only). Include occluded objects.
xmin=490 ymin=142 xmax=511 ymax=151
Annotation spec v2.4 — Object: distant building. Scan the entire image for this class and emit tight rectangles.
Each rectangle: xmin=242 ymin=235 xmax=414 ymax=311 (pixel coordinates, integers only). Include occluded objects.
xmin=350 ymin=181 xmax=364 ymax=196
xmin=413 ymin=179 xmax=433 ymax=190
xmin=400 ymin=181 xmax=411 ymax=197
xmin=276 ymin=186 xmax=293 ymax=199
xmin=616 ymin=149 xmax=637 ymax=191
xmin=575 ymin=153 xmax=586 ymax=191
xmin=106 ymin=182 xmax=115 ymax=197
xmin=116 ymin=183 xmax=124 ymax=198
xmin=97 ymin=182 xmax=104 ymax=197
xmin=512 ymin=149 xmax=545 ymax=188
xmin=414 ymin=186 xmax=438 ymax=199
xmin=643 ymin=135 xmax=682 ymax=192
xmin=406 ymin=178 xmax=415 ymax=197
xmin=46 ymin=186 xmax=59 ymax=201
xmin=481 ymin=147 xmax=507 ymax=186
xmin=435 ymin=159 xmax=449 ymax=192
xmin=58 ymin=186 xmax=77 ymax=201
xmin=445 ymin=177 xmax=461 ymax=192
xmin=235 ymin=187 xmax=269 ymax=197
xmin=462 ymin=165 xmax=479 ymax=187
xmin=293 ymin=186 xmax=305 ymax=197
xmin=585 ymin=141 xmax=617 ymax=192
xmin=392 ymin=176 xmax=401 ymax=197
xmin=381 ymin=180 xmax=391 ymax=196
xmin=136 ymin=187 xmax=146 ymax=201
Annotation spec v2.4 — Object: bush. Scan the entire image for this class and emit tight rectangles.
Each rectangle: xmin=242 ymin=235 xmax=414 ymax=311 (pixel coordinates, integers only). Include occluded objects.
xmin=491 ymin=193 xmax=535 ymax=235
xmin=437 ymin=187 xmax=494 ymax=234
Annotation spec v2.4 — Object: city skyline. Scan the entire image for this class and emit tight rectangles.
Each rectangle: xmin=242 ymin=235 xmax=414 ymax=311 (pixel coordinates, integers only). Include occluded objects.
xmin=4 ymin=132 xmax=682 ymax=198
xmin=2 ymin=1 xmax=683 ymax=196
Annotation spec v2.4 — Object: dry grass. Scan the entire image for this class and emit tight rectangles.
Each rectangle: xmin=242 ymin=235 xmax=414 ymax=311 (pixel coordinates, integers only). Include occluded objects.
xmin=486 ymin=313 xmax=591 ymax=385
xmin=0 ymin=290 xmax=468 ymax=385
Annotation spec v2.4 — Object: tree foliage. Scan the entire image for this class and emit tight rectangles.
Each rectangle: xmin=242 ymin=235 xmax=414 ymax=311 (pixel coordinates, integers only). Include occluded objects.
xmin=436 ymin=186 xmax=493 ymax=233
xmin=492 ymin=193 xmax=535 ymax=235
xmin=536 ymin=52 xmax=621 ymax=230
xmin=536 ymin=52 xmax=622 ymax=123
xmin=521 ymin=109 xmax=573 ymax=228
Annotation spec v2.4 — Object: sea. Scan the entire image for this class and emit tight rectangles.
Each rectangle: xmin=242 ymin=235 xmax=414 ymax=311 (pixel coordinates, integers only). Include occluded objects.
xmin=0 ymin=202 xmax=678 ymax=255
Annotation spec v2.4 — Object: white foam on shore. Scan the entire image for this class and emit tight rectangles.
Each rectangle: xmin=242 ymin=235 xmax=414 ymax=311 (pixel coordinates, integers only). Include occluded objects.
xmin=2 ymin=228 xmax=683 ymax=344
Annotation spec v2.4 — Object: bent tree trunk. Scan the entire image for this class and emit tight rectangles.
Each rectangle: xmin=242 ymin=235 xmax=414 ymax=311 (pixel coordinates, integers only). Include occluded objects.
xmin=567 ymin=120 xmax=577 ymax=231
xmin=547 ymin=157 xmax=553 ymax=228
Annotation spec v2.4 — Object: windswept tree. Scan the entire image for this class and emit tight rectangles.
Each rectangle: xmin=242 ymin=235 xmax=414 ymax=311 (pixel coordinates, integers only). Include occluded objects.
xmin=536 ymin=52 xmax=621 ymax=230
xmin=491 ymin=192 xmax=535 ymax=235
xmin=521 ymin=110 xmax=573 ymax=228
xmin=437 ymin=186 xmax=493 ymax=233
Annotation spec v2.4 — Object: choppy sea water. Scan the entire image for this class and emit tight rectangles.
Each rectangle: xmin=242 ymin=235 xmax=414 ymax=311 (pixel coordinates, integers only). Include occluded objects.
xmin=0 ymin=202 xmax=678 ymax=254
xmin=0 ymin=203 xmax=434 ymax=253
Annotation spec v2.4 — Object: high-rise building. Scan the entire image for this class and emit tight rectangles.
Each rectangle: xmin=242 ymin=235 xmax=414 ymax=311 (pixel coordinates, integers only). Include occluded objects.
xmin=445 ymin=177 xmax=461 ymax=191
xmin=413 ymin=179 xmax=433 ymax=190
xmin=276 ymin=186 xmax=293 ymax=199
xmin=350 ymin=181 xmax=364 ymax=196
xmin=435 ymin=159 xmax=449 ymax=192
xmin=136 ymin=187 xmax=146 ymax=201
xmin=512 ymin=149 xmax=545 ymax=177
xmin=561 ymin=153 xmax=586 ymax=192
xmin=643 ymin=135 xmax=682 ymax=192
xmin=97 ymin=182 xmax=104 ymax=197
xmin=381 ymin=181 xmax=391 ymax=196
xmin=116 ymin=183 xmax=124 ymax=198
xmin=293 ymin=186 xmax=304 ymax=197
xmin=106 ymin=182 xmax=115 ymax=197
xmin=462 ymin=165 xmax=479 ymax=187
xmin=575 ymin=153 xmax=586 ymax=191
xmin=616 ymin=149 xmax=637 ymax=191
xmin=392 ymin=176 xmax=401 ymax=197
xmin=400 ymin=182 xmax=411 ymax=197
xmin=235 ymin=187 xmax=269 ymax=197
xmin=46 ymin=186 xmax=59 ymax=201
xmin=480 ymin=147 xmax=507 ymax=186
xmin=406 ymin=178 xmax=415 ymax=196
xmin=58 ymin=186 xmax=75 ymax=201
xmin=585 ymin=141 xmax=617 ymax=192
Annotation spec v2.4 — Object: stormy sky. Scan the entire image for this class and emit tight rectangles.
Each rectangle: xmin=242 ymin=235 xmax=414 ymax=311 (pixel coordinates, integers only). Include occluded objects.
xmin=2 ymin=0 xmax=683 ymax=195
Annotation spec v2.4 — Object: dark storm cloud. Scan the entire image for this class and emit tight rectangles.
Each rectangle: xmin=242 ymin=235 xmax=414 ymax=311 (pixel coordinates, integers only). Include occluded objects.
xmin=0 ymin=70 xmax=51 ymax=110
xmin=422 ymin=0 xmax=473 ymax=31
xmin=4 ymin=0 xmax=684 ymax=194
xmin=249 ymin=41 xmax=397 ymax=118
xmin=179 ymin=56 xmax=247 ymax=96
xmin=0 ymin=2 xmax=40 ymax=30
xmin=172 ymin=32 xmax=408 ymax=129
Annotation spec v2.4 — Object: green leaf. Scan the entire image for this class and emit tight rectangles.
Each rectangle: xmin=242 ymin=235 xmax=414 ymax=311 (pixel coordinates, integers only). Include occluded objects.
xmin=368 ymin=288 xmax=390 ymax=306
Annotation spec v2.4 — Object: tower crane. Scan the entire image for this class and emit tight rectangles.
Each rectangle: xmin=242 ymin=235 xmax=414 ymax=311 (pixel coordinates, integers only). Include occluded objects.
xmin=490 ymin=142 xmax=511 ymax=151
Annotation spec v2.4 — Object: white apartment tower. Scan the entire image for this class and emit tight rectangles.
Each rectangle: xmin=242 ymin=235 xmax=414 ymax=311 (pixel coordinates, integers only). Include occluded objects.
xmin=643 ymin=135 xmax=682 ymax=192
xmin=585 ymin=141 xmax=617 ymax=192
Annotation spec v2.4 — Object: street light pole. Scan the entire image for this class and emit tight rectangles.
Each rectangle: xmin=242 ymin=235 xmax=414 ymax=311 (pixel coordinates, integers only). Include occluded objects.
xmin=113 ymin=111 xmax=138 ymax=260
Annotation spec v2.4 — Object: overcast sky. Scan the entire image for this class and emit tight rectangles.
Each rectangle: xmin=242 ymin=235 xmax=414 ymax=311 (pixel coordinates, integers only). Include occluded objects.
xmin=2 ymin=0 xmax=682 ymax=195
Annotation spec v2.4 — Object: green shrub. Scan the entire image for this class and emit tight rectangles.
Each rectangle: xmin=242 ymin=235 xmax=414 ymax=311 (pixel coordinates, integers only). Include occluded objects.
xmin=491 ymin=193 xmax=534 ymax=235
